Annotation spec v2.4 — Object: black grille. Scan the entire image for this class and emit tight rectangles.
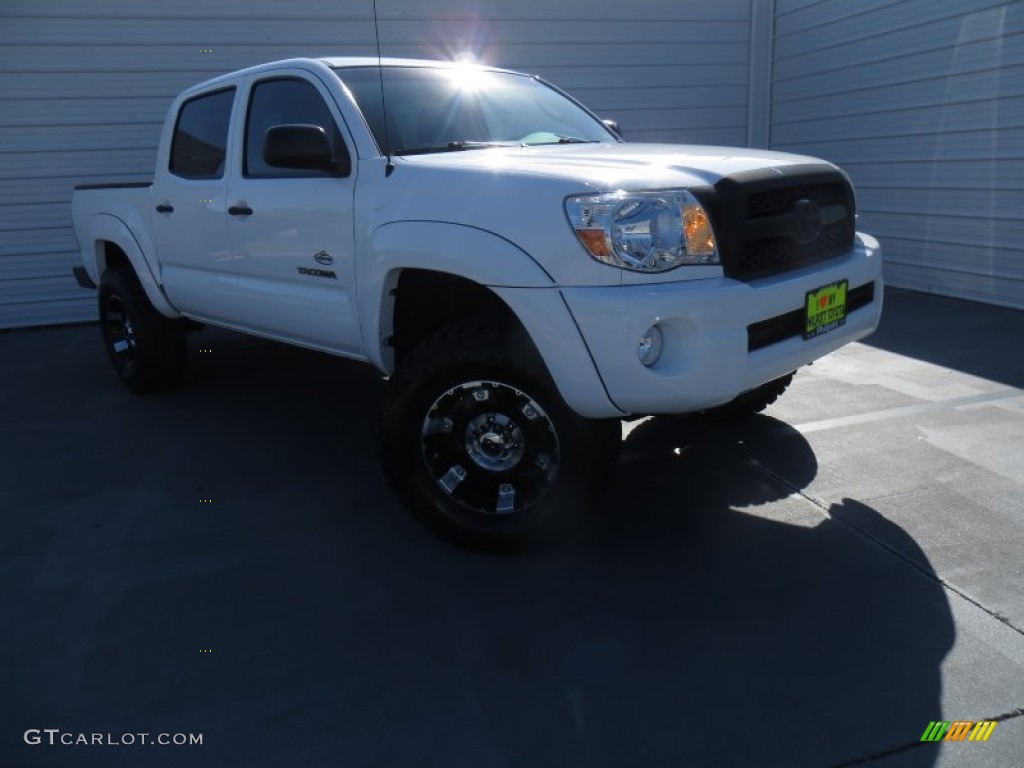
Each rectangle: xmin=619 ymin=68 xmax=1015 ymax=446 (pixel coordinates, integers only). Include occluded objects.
xmin=695 ymin=165 xmax=857 ymax=282
xmin=738 ymin=220 xmax=852 ymax=279
xmin=747 ymin=183 xmax=845 ymax=218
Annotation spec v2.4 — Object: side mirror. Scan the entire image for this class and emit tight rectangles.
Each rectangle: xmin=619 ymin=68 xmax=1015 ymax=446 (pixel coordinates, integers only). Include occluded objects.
xmin=263 ymin=124 xmax=348 ymax=175
xmin=602 ymin=119 xmax=623 ymax=140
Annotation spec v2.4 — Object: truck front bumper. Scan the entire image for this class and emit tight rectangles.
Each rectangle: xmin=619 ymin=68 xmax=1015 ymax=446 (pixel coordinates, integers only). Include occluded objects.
xmin=559 ymin=233 xmax=883 ymax=416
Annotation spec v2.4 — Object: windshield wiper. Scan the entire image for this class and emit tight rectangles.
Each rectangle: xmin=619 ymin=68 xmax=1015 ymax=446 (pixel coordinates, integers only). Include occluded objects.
xmin=394 ymin=140 xmax=521 ymax=156
xmin=531 ymin=136 xmax=601 ymax=146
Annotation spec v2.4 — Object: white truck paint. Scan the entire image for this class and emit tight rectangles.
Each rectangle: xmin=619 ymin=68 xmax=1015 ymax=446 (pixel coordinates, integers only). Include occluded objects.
xmin=72 ymin=57 xmax=883 ymax=548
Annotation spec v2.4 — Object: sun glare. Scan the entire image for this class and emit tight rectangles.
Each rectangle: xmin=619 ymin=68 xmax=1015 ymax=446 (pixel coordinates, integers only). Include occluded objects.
xmin=446 ymin=57 xmax=491 ymax=91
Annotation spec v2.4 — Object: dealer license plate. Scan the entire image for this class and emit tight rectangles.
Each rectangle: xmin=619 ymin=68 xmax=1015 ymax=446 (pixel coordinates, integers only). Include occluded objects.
xmin=804 ymin=279 xmax=848 ymax=339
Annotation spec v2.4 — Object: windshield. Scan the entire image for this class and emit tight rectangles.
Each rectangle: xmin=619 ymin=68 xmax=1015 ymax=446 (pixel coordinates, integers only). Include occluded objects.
xmin=333 ymin=65 xmax=616 ymax=156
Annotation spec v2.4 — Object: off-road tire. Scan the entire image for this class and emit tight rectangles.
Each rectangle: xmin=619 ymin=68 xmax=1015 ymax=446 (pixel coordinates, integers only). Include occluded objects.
xmin=98 ymin=265 xmax=187 ymax=392
xmin=703 ymin=372 xmax=795 ymax=420
xmin=380 ymin=321 xmax=620 ymax=550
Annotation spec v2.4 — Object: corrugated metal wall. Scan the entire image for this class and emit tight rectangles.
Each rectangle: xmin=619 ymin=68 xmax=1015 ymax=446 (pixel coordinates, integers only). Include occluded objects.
xmin=771 ymin=0 xmax=1024 ymax=309
xmin=0 ymin=0 xmax=752 ymax=328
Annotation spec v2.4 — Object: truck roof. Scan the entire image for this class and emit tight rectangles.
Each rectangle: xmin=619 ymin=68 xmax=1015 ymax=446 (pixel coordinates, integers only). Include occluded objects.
xmin=321 ymin=56 xmax=507 ymax=70
xmin=179 ymin=57 xmax=520 ymax=98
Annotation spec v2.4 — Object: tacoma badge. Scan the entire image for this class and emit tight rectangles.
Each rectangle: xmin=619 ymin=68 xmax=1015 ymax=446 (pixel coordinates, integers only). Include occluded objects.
xmin=297 ymin=267 xmax=337 ymax=279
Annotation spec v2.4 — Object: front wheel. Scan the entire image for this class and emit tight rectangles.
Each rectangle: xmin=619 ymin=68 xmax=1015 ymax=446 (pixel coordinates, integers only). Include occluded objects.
xmin=380 ymin=322 xmax=620 ymax=550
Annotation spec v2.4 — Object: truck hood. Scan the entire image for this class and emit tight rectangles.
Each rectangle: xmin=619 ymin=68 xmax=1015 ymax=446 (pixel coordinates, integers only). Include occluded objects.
xmin=369 ymin=142 xmax=843 ymax=288
xmin=397 ymin=142 xmax=832 ymax=190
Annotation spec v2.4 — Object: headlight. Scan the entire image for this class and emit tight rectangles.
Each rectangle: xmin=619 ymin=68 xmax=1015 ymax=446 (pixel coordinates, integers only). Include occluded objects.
xmin=565 ymin=189 xmax=718 ymax=272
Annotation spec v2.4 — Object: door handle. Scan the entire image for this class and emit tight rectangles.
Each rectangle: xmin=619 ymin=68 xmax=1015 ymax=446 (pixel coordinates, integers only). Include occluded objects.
xmin=228 ymin=205 xmax=253 ymax=216
xmin=155 ymin=203 xmax=174 ymax=214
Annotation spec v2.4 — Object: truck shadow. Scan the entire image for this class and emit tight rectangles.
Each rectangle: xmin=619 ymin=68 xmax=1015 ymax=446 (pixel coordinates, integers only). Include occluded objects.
xmin=547 ymin=413 xmax=955 ymax=766
xmin=3 ymin=327 xmax=953 ymax=767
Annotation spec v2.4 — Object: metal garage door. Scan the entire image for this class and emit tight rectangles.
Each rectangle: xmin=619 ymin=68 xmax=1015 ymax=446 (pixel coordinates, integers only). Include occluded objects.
xmin=770 ymin=0 xmax=1024 ymax=309
xmin=0 ymin=0 xmax=754 ymax=329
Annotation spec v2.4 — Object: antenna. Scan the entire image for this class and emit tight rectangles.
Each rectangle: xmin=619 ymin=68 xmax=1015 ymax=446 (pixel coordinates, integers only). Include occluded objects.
xmin=372 ymin=0 xmax=395 ymax=177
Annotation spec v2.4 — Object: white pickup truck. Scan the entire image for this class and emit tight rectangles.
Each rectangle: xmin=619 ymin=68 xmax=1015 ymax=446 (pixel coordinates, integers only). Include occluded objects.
xmin=72 ymin=57 xmax=883 ymax=548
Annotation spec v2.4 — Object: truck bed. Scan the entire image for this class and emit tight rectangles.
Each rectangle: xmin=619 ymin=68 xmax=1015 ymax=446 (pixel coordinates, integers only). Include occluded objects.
xmin=71 ymin=182 xmax=157 ymax=290
xmin=74 ymin=181 xmax=152 ymax=191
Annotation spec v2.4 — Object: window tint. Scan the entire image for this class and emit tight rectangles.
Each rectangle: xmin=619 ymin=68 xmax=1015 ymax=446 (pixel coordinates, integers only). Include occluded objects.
xmin=170 ymin=89 xmax=234 ymax=179
xmin=335 ymin=66 xmax=613 ymax=156
xmin=245 ymin=78 xmax=349 ymax=177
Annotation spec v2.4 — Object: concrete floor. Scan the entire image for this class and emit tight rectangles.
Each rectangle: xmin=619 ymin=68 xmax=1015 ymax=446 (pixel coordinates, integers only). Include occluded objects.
xmin=1 ymin=287 xmax=1022 ymax=767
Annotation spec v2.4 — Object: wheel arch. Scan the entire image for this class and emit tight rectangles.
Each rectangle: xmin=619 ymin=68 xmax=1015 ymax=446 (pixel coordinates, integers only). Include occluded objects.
xmin=361 ymin=221 xmax=621 ymax=418
xmin=359 ymin=221 xmax=554 ymax=372
xmin=388 ymin=269 xmax=525 ymax=367
xmin=91 ymin=214 xmax=180 ymax=317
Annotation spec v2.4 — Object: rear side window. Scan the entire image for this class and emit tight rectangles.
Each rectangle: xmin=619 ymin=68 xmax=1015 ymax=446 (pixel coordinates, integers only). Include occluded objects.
xmin=244 ymin=77 xmax=349 ymax=177
xmin=170 ymin=88 xmax=235 ymax=179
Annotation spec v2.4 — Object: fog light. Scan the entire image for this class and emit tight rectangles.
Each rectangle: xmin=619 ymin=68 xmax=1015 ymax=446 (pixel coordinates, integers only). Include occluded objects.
xmin=638 ymin=324 xmax=663 ymax=366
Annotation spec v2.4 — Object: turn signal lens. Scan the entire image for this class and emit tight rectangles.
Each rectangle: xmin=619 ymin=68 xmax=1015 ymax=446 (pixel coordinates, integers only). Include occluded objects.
xmin=576 ymin=228 xmax=611 ymax=258
xmin=683 ymin=204 xmax=715 ymax=256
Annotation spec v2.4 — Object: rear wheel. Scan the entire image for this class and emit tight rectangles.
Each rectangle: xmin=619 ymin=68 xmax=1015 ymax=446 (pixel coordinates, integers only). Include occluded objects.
xmin=98 ymin=265 xmax=186 ymax=392
xmin=380 ymin=321 xmax=620 ymax=550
